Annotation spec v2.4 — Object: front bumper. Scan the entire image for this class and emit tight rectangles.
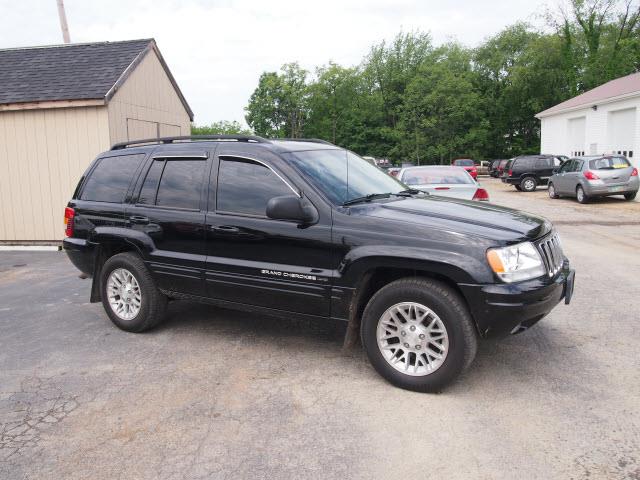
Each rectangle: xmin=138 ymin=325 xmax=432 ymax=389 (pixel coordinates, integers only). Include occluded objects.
xmin=459 ymin=264 xmax=575 ymax=338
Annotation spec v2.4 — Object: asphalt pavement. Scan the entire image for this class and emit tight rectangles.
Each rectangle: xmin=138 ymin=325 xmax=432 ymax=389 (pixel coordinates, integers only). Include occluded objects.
xmin=1 ymin=178 xmax=639 ymax=479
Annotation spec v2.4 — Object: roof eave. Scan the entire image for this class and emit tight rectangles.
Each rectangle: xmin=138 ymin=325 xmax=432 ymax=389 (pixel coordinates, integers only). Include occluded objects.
xmin=536 ymin=90 xmax=640 ymax=119
xmin=104 ymin=39 xmax=194 ymax=121
xmin=0 ymin=98 xmax=106 ymax=112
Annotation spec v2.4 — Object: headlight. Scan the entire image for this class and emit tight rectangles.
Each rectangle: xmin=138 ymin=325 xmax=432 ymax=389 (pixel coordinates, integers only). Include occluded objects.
xmin=486 ymin=241 xmax=546 ymax=283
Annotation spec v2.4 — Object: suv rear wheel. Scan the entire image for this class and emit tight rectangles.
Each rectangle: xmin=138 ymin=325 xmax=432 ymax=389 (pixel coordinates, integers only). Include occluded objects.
xmin=520 ymin=176 xmax=537 ymax=192
xmin=361 ymin=278 xmax=477 ymax=392
xmin=101 ymin=252 xmax=167 ymax=332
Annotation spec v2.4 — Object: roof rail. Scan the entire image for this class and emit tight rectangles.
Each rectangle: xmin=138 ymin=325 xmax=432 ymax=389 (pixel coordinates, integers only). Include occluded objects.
xmin=110 ymin=134 xmax=270 ymax=150
xmin=271 ymin=138 xmax=334 ymax=145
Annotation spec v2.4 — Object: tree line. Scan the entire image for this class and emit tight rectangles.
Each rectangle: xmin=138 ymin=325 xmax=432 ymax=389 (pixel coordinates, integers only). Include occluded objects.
xmin=194 ymin=0 xmax=640 ymax=164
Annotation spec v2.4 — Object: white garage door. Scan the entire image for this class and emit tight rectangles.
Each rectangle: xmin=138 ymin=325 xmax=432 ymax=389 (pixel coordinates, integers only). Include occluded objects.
xmin=608 ymin=107 xmax=636 ymax=157
xmin=568 ymin=116 xmax=586 ymax=156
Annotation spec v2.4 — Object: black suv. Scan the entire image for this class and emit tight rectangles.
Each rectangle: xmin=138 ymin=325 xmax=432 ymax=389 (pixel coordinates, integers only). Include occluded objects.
xmin=502 ymin=155 xmax=565 ymax=192
xmin=63 ymin=136 xmax=575 ymax=392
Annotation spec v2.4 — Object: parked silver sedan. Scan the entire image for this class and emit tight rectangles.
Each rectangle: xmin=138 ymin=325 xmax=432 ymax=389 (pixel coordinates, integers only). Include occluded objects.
xmin=398 ymin=166 xmax=489 ymax=201
xmin=548 ymin=155 xmax=639 ymax=203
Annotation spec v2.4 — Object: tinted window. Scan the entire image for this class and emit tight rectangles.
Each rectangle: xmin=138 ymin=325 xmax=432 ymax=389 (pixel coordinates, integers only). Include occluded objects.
xmin=154 ymin=159 xmax=206 ymax=209
xmin=138 ymin=160 xmax=164 ymax=205
xmin=516 ymin=158 xmax=534 ymax=169
xmin=453 ymin=159 xmax=474 ymax=166
xmin=535 ymin=158 xmax=552 ymax=169
xmin=81 ymin=154 xmax=144 ymax=202
xmin=217 ymin=158 xmax=293 ymax=216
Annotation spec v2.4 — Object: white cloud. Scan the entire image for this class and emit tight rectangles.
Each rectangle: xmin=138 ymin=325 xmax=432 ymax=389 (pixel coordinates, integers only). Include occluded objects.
xmin=0 ymin=0 xmax=549 ymax=125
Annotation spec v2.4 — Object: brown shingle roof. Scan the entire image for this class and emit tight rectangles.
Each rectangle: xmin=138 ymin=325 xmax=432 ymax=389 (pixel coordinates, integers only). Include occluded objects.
xmin=537 ymin=72 xmax=640 ymax=117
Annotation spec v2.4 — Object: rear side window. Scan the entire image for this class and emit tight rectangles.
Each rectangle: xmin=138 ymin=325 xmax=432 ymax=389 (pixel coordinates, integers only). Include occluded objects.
xmin=535 ymin=158 xmax=552 ymax=168
xmin=589 ymin=157 xmax=631 ymax=170
xmin=80 ymin=154 xmax=144 ymax=202
xmin=217 ymin=157 xmax=293 ymax=216
xmin=137 ymin=158 xmax=206 ymax=209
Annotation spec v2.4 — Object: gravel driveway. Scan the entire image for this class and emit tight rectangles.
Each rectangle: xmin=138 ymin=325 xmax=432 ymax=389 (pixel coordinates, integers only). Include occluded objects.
xmin=1 ymin=178 xmax=639 ymax=479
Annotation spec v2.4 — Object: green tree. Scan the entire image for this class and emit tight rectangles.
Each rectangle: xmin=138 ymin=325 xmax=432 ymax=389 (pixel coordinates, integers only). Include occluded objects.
xmin=191 ymin=120 xmax=252 ymax=135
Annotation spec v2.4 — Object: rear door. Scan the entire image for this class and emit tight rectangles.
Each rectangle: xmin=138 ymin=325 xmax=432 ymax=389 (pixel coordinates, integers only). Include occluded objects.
xmin=203 ymin=147 xmax=334 ymax=316
xmin=125 ymin=149 xmax=211 ymax=296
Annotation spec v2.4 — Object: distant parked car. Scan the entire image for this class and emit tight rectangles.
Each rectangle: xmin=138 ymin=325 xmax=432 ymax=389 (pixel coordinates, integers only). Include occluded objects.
xmin=387 ymin=167 xmax=401 ymax=177
xmin=502 ymin=155 xmax=564 ymax=192
xmin=398 ymin=166 xmax=489 ymax=201
xmin=489 ymin=160 xmax=503 ymax=177
xmin=495 ymin=159 xmax=511 ymax=177
xmin=451 ymin=159 xmax=478 ymax=179
xmin=548 ymin=155 xmax=639 ymax=203
xmin=476 ymin=161 xmax=490 ymax=176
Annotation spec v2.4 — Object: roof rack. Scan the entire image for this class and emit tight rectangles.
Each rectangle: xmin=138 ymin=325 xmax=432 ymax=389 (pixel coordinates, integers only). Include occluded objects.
xmin=110 ymin=134 xmax=269 ymax=150
xmin=272 ymin=138 xmax=334 ymax=145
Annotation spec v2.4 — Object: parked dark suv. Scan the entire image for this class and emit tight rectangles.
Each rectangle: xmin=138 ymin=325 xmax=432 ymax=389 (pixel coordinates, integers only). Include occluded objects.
xmin=64 ymin=136 xmax=575 ymax=392
xmin=502 ymin=155 xmax=565 ymax=192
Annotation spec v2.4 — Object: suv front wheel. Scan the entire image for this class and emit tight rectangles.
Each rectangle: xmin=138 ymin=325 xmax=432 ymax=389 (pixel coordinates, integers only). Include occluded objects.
xmin=101 ymin=252 xmax=167 ymax=332
xmin=361 ymin=278 xmax=477 ymax=392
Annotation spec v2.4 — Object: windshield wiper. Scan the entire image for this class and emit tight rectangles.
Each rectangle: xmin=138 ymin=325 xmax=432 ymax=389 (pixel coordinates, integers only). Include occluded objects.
xmin=395 ymin=188 xmax=424 ymax=196
xmin=342 ymin=193 xmax=391 ymax=206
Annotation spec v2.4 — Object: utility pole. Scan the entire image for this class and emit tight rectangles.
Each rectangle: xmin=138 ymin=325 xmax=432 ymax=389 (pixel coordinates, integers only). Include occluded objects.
xmin=56 ymin=0 xmax=71 ymax=44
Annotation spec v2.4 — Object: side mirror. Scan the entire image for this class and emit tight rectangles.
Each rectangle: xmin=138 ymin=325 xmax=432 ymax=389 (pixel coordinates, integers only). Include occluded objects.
xmin=266 ymin=195 xmax=318 ymax=224
xmin=552 ymin=169 xmax=559 ymax=174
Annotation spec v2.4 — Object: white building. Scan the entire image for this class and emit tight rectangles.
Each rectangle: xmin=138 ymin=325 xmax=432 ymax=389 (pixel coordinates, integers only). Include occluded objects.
xmin=536 ymin=72 xmax=640 ymax=171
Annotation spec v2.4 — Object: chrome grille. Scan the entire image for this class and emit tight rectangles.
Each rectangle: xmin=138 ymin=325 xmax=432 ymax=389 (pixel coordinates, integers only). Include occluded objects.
xmin=537 ymin=233 xmax=564 ymax=277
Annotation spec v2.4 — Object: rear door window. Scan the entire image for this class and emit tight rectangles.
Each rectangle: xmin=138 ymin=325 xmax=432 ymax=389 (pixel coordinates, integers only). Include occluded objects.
xmin=535 ymin=157 xmax=552 ymax=169
xmin=216 ymin=157 xmax=293 ymax=216
xmin=137 ymin=158 xmax=206 ymax=210
xmin=81 ymin=154 xmax=144 ymax=202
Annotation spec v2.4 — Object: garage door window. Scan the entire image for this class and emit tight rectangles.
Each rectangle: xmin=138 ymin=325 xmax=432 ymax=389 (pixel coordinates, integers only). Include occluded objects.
xmin=81 ymin=154 xmax=144 ymax=203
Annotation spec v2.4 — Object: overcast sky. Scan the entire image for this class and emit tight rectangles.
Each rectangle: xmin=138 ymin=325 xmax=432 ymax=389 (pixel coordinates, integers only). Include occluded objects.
xmin=0 ymin=0 xmax=550 ymax=125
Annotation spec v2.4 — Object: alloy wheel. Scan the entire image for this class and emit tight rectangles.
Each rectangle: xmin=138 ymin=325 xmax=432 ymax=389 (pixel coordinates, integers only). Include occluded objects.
xmin=107 ymin=268 xmax=142 ymax=320
xmin=376 ymin=302 xmax=449 ymax=376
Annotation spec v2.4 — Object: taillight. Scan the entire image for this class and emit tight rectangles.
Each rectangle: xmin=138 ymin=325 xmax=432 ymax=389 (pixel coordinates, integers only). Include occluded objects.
xmin=632 ymin=168 xmax=638 ymax=177
xmin=64 ymin=207 xmax=75 ymax=237
xmin=584 ymin=171 xmax=600 ymax=180
xmin=508 ymin=170 xmax=513 ymax=176
xmin=473 ymin=188 xmax=489 ymax=201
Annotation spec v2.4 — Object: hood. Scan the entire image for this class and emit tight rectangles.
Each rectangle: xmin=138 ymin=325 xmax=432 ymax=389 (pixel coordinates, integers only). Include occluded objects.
xmin=349 ymin=196 xmax=551 ymax=242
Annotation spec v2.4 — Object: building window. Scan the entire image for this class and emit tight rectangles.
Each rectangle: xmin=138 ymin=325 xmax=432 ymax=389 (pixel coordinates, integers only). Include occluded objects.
xmin=630 ymin=151 xmax=634 ymax=158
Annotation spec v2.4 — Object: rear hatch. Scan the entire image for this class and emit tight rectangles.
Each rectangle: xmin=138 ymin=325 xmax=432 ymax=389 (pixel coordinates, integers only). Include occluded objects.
xmin=589 ymin=157 xmax=634 ymax=186
xmin=416 ymin=184 xmax=477 ymax=200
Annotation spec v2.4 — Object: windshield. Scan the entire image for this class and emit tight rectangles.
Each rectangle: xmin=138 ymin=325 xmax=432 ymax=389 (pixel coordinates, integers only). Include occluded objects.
xmin=453 ymin=159 xmax=474 ymax=166
xmin=286 ymin=149 xmax=405 ymax=205
xmin=589 ymin=156 xmax=631 ymax=170
xmin=402 ymin=167 xmax=474 ymax=185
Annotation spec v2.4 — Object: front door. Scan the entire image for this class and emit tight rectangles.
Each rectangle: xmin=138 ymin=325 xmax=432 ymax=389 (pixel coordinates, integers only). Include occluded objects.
xmin=554 ymin=159 xmax=574 ymax=194
xmin=125 ymin=150 xmax=211 ymax=296
xmin=203 ymin=149 xmax=334 ymax=317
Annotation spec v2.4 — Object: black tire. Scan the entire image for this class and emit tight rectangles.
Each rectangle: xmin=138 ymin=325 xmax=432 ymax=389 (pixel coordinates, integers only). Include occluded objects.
xmin=360 ymin=278 xmax=478 ymax=393
xmin=520 ymin=176 xmax=537 ymax=192
xmin=624 ymin=192 xmax=637 ymax=201
xmin=576 ymin=185 xmax=589 ymax=204
xmin=100 ymin=252 xmax=167 ymax=332
xmin=515 ymin=185 xmax=522 ymax=191
xmin=548 ymin=182 xmax=559 ymax=199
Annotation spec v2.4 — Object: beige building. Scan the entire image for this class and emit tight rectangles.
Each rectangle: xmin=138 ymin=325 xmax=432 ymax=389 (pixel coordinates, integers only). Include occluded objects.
xmin=0 ymin=39 xmax=193 ymax=242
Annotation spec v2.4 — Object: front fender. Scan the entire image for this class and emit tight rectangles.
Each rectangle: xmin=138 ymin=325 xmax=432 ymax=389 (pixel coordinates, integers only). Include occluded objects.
xmin=337 ymin=245 xmax=492 ymax=286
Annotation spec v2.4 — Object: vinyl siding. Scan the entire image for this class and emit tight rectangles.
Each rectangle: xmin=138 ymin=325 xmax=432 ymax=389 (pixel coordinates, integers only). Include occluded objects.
xmin=107 ymin=50 xmax=191 ymax=144
xmin=0 ymin=106 xmax=110 ymax=241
